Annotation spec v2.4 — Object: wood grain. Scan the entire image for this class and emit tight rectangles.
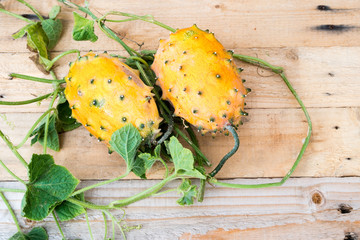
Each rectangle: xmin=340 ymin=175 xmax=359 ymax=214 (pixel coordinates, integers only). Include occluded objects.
xmin=0 ymin=178 xmax=359 ymax=239
xmin=1 ymin=46 xmax=360 ymax=113
xmin=0 ymin=106 xmax=359 ymax=180
xmin=0 ymin=0 xmax=360 ymax=53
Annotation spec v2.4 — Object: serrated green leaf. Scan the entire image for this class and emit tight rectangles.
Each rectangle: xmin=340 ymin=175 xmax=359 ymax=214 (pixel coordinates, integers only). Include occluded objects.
xmin=41 ymin=19 xmax=62 ymax=50
xmin=72 ymin=12 xmax=98 ymax=42
xmin=110 ymin=124 xmax=142 ymax=173
xmin=12 ymin=23 xmax=34 ymax=39
xmin=9 ymin=227 xmax=48 ymax=240
xmin=55 ymin=193 xmax=85 ymax=221
xmin=22 ymin=154 xmax=79 ymax=221
xmin=49 ymin=5 xmax=61 ymax=19
xmin=167 ymin=137 xmax=205 ymax=179
xmin=26 ymin=22 xmax=49 ymax=67
xmin=177 ymin=179 xmax=198 ymax=206
xmin=30 ymin=115 xmax=60 ymax=151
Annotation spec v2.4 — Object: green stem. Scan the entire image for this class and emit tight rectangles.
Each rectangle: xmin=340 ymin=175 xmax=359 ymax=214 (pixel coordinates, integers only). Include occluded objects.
xmin=67 ymin=197 xmax=112 ymax=210
xmin=233 ymin=54 xmax=283 ymax=74
xmin=52 ymin=211 xmax=66 ymax=239
xmin=112 ymin=217 xmax=115 ymax=240
xmin=0 ymin=130 xmax=28 ymax=169
xmin=102 ymin=211 xmax=108 ymax=240
xmin=198 ymin=179 xmax=206 ymax=202
xmin=100 ymin=11 xmax=176 ymax=33
xmin=209 ymin=125 xmax=239 ymax=177
xmin=9 ymin=73 xmax=65 ymax=84
xmin=46 ymin=49 xmax=81 ymax=71
xmin=0 ymin=8 xmax=34 ymax=23
xmin=0 ymin=160 xmax=26 ymax=185
xmin=0 ymin=93 xmax=52 ymax=105
xmin=16 ymin=0 xmax=44 ymax=21
xmin=103 ymin=210 xmax=126 ymax=240
xmin=0 ymin=188 xmax=25 ymax=193
xmin=60 ymin=0 xmax=97 ymax=19
xmin=16 ymin=108 xmax=56 ymax=149
xmin=85 ymin=210 xmax=94 ymax=240
xmin=109 ymin=174 xmax=177 ymax=207
xmin=152 ymin=188 xmax=177 ymax=196
xmin=71 ymin=172 xmax=129 ymax=196
xmin=127 ymin=56 xmax=150 ymax=69
xmin=0 ymin=192 xmax=21 ymax=232
xmin=43 ymin=83 xmax=59 ymax=154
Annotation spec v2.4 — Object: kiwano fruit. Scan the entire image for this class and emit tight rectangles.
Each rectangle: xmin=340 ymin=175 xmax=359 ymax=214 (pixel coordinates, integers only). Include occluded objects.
xmin=152 ymin=25 xmax=248 ymax=134
xmin=64 ymin=52 xmax=162 ymax=142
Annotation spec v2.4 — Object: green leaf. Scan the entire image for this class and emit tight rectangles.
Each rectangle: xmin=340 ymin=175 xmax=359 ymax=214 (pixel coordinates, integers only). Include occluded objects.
xmin=26 ymin=227 xmax=48 ymax=240
xmin=22 ymin=154 xmax=79 ymax=221
xmin=26 ymin=22 xmax=49 ymax=67
xmin=49 ymin=5 xmax=61 ymax=19
xmin=132 ymin=156 xmax=146 ymax=179
xmin=55 ymin=193 xmax=85 ymax=221
xmin=167 ymin=137 xmax=206 ymax=179
xmin=41 ymin=19 xmax=62 ymax=50
xmin=177 ymin=179 xmax=198 ymax=206
xmin=110 ymin=124 xmax=142 ymax=173
xmin=30 ymin=114 xmax=60 ymax=151
xmin=12 ymin=23 xmax=35 ymax=39
xmin=9 ymin=227 xmax=48 ymax=240
xmin=72 ymin=12 xmax=98 ymax=42
xmin=56 ymin=100 xmax=81 ymax=132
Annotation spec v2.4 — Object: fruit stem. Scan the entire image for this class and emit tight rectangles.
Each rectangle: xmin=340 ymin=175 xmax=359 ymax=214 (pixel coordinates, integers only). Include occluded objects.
xmin=209 ymin=125 xmax=239 ymax=177
xmin=156 ymin=114 xmax=174 ymax=145
xmin=0 ymin=160 xmax=26 ymax=185
xmin=0 ymin=130 xmax=28 ymax=169
xmin=0 ymin=93 xmax=52 ymax=105
xmin=211 ymin=54 xmax=313 ymax=188
xmin=0 ymin=192 xmax=22 ymax=232
xmin=9 ymin=73 xmax=65 ymax=84
xmin=233 ymin=54 xmax=283 ymax=74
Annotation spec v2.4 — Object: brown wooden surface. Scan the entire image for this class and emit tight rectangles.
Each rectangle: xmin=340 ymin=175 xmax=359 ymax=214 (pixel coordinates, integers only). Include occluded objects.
xmin=0 ymin=0 xmax=360 ymax=239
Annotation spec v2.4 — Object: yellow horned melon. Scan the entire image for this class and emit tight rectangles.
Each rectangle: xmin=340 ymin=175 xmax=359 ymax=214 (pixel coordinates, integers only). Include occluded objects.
xmin=64 ymin=52 xmax=162 ymax=142
xmin=152 ymin=25 xmax=248 ymax=134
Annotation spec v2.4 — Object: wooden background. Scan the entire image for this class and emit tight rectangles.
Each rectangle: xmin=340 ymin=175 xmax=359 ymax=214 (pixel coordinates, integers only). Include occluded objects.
xmin=0 ymin=0 xmax=359 ymax=239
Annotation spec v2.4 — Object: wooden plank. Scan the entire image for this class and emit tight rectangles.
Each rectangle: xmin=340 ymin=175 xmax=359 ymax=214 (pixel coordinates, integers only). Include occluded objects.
xmin=0 ymin=46 xmax=360 ymax=113
xmin=0 ymin=178 xmax=359 ymax=239
xmin=0 ymin=0 xmax=360 ymax=53
xmin=1 ymin=107 xmax=359 ymax=180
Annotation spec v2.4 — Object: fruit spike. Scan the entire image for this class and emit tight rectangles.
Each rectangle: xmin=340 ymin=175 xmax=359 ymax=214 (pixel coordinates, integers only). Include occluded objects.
xmin=152 ymin=24 xmax=248 ymax=133
xmin=64 ymin=52 xmax=162 ymax=143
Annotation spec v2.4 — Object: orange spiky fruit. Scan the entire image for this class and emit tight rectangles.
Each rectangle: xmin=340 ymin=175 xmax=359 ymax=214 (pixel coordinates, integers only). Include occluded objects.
xmin=151 ymin=25 xmax=248 ymax=134
xmin=64 ymin=52 xmax=162 ymax=143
